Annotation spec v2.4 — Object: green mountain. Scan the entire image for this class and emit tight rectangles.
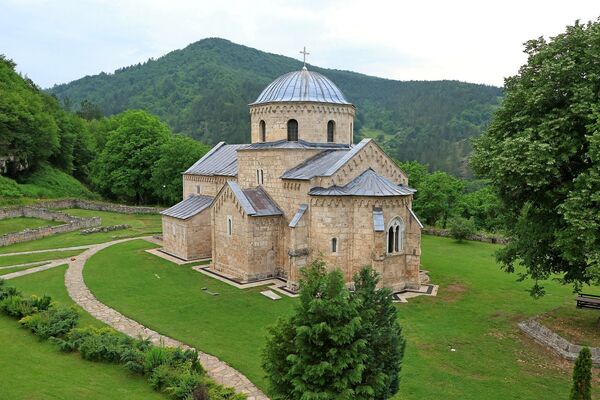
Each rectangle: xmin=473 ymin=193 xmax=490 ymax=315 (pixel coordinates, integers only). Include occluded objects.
xmin=49 ymin=38 xmax=502 ymax=177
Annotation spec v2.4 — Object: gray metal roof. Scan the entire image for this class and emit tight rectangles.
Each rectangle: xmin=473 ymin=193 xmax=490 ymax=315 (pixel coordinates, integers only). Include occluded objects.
xmin=322 ymin=138 xmax=370 ymax=176
xmin=243 ymin=139 xmax=350 ymax=151
xmin=281 ymin=150 xmax=349 ymax=180
xmin=251 ymin=67 xmax=351 ymax=105
xmin=289 ymin=204 xmax=308 ymax=227
xmin=227 ymin=181 xmax=283 ymax=217
xmin=373 ymin=207 xmax=385 ymax=232
xmin=184 ymin=142 xmax=250 ymax=176
xmin=160 ymin=195 xmax=213 ymax=220
xmin=408 ymin=207 xmax=424 ymax=229
xmin=309 ymin=168 xmax=416 ymax=197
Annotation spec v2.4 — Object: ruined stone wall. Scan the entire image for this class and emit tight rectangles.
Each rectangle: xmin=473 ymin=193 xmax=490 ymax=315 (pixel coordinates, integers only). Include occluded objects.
xmin=34 ymin=199 xmax=161 ymax=214
xmin=161 ymin=211 xmax=211 ymax=260
xmin=0 ymin=207 xmax=100 ymax=247
xmin=183 ymin=174 xmax=230 ymax=199
xmin=249 ymin=102 xmax=355 ymax=144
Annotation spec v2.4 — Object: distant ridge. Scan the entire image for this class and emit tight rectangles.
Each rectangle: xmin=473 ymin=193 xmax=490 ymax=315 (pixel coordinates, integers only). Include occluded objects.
xmin=49 ymin=38 xmax=502 ymax=177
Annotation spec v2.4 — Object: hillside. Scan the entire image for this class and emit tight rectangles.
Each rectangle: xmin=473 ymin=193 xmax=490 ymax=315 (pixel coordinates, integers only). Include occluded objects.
xmin=49 ymin=38 xmax=502 ymax=177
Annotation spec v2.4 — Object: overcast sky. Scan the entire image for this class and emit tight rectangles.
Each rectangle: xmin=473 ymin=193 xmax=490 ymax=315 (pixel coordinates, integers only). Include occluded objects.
xmin=1 ymin=0 xmax=598 ymax=88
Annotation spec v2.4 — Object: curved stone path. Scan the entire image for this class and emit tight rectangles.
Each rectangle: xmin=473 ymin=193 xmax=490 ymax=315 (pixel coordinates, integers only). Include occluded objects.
xmin=63 ymin=238 xmax=268 ymax=400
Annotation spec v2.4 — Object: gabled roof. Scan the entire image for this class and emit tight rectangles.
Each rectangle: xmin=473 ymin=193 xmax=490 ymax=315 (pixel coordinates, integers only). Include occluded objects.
xmin=227 ymin=181 xmax=283 ymax=217
xmin=280 ymin=138 xmax=371 ymax=180
xmin=309 ymin=168 xmax=416 ymax=197
xmin=243 ymin=139 xmax=350 ymax=151
xmin=184 ymin=142 xmax=250 ymax=176
xmin=281 ymin=150 xmax=349 ymax=180
xmin=160 ymin=195 xmax=213 ymax=220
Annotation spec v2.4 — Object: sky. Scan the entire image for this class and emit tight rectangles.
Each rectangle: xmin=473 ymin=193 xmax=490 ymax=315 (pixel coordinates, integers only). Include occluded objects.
xmin=1 ymin=0 xmax=598 ymax=88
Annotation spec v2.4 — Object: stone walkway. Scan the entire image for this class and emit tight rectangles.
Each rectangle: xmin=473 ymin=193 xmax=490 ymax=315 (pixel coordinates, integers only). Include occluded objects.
xmin=0 ymin=244 xmax=92 ymax=257
xmin=63 ymin=237 xmax=269 ymax=400
xmin=2 ymin=259 xmax=70 ymax=280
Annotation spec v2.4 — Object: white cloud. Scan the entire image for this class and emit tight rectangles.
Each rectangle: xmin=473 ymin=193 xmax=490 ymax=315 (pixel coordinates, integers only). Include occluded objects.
xmin=0 ymin=0 xmax=598 ymax=87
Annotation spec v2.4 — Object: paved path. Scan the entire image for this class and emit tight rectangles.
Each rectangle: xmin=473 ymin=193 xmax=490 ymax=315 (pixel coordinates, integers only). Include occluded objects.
xmin=0 ymin=245 xmax=92 ymax=257
xmin=2 ymin=259 xmax=70 ymax=280
xmin=63 ymin=237 xmax=268 ymax=400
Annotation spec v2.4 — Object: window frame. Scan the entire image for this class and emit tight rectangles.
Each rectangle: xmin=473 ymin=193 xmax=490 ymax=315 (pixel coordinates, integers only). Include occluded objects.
xmin=227 ymin=215 xmax=233 ymax=236
xmin=331 ymin=237 xmax=338 ymax=253
xmin=386 ymin=217 xmax=405 ymax=255
xmin=259 ymin=120 xmax=266 ymax=142
xmin=327 ymin=120 xmax=335 ymax=142
xmin=287 ymin=119 xmax=299 ymax=141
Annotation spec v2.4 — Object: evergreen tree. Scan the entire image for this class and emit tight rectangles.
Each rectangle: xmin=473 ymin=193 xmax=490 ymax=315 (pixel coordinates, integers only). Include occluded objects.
xmin=263 ymin=259 xmax=369 ymax=399
xmin=570 ymin=347 xmax=592 ymax=400
xmin=352 ymin=267 xmax=405 ymax=399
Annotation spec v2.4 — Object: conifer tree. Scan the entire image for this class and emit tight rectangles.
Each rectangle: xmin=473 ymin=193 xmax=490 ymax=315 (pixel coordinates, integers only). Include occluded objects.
xmin=263 ymin=259 xmax=369 ymax=399
xmin=570 ymin=347 xmax=592 ymax=400
xmin=352 ymin=267 xmax=405 ymax=399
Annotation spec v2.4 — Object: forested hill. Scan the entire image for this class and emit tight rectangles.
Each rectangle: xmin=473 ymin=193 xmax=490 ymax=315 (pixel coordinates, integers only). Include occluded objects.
xmin=49 ymin=38 xmax=502 ymax=177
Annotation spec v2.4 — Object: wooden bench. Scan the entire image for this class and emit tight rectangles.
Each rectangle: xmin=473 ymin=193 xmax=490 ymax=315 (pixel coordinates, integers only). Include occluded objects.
xmin=576 ymin=294 xmax=600 ymax=310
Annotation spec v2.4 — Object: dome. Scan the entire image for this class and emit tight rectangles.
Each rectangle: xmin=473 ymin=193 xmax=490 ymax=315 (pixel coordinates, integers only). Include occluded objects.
xmin=251 ymin=67 xmax=351 ymax=105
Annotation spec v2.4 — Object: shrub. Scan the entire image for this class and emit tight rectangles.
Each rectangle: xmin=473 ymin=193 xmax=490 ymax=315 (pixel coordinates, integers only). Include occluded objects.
xmin=0 ymin=175 xmax=23 ymax=197
xmin=0 ymin=294 xmax=52 ymax=318
xmin=0 ymin=280 xmax=20 ymax=301
xmin=448 ymin=216 xmax=477 ymax=242
xmin=145 ymin=345 xmax=170 ymax=373
xmin=165 ymin=366 xmax=202 ymax=399
xmin=60 ymin=326 xmax=135 ymax=362
xmin=19 ymin=305 xmax=79 ymax=339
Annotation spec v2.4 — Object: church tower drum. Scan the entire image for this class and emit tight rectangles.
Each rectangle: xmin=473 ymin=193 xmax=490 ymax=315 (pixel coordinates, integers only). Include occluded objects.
xmin=248 ymin=67 xmax=356 ymax=144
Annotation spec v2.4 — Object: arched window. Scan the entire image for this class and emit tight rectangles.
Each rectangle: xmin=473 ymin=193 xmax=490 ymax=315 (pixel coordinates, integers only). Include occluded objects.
xmin=331 ymin=238 xmax=338 ymax=253
xmin=259 ymin=120 xmax=266 ymax=142
xmin=227 ymin=216 xmax=233 ymax=236
xmin=327 ymin=120 xmax=335 ymax=142
xmin=287 ymin=119 xmax=298 ymax=141
xmin=387 ymin=217 xmax=405 ymax=254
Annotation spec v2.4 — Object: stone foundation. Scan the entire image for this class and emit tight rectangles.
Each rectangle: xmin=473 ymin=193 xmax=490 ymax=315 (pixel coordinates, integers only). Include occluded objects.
xmin=34 ymin=199 xmax=162 ymax=214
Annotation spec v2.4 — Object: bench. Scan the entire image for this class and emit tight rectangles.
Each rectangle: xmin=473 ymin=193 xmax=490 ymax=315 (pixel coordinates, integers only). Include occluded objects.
xmin=576 ymin=294 xmax=600 ymax=310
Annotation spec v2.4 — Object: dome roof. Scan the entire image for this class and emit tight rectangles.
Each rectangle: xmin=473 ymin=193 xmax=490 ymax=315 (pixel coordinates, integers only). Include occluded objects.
xmin=251 ymin=67 xmax=351 ymax=105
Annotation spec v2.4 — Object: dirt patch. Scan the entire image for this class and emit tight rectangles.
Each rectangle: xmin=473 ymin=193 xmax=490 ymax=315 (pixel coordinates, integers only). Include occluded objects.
xmin=439 ymin=283 xmax=467 ymax=303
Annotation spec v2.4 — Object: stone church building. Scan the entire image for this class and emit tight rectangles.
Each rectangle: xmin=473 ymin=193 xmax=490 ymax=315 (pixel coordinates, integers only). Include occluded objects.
xmin=161 ymin=66 xmax=422 ymax=291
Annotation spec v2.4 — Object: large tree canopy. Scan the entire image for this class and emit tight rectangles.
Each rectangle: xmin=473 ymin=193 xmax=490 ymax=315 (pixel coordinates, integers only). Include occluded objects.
xmin=471 ymin=19 xmax=600 ymax=296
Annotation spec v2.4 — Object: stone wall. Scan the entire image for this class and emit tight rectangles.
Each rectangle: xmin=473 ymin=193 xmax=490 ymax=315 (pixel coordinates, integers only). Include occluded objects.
xmin=162 ymin=211 xmax=211 ymax=260
xmin=0 ymin=206 xmax=101 ymax=247
xmin=423 ymin=227 xmax=508 ymax=244
xmin=518 ymin=319 xmax=600 ymax=366
xmin=34 ymin=199 xmax=162 ymax=214
xmin=249 ymin=102 xmax=355 ymax=144
xmin=183 ymin=174 xmax=231 ymax=199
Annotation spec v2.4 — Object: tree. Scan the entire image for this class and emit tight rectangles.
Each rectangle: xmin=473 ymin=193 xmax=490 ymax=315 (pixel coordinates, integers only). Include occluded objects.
xmin=414 ymin=171 xmax=463 ymax=227
xmin=352 ymin=267 xmax=405 ymax=399
xmin=448 ymin=216 xmax=477 ymax=242
xmin=396 ymin=160 xmax=428 ymax=190
xmin=91 ymin=110 xmax=170 ymax=204
xmin=263 ymin=259 xmax=370 ymax=399
xmin=456 ymin=185 xmax=505 ymax=232
xmin=151 ymin=135 xmax=210 ymax=204
xmin=570 ymin=347 xmax=592 ymax=400
xmin=471 ymin=19 xmax=600 ymax=296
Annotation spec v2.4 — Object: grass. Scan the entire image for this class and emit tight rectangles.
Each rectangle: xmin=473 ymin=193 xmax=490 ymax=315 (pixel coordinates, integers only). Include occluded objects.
xmin=0 ymin=216 xmax=62 ymax=235
xmin=84 ymin=239 xmax=296 ymax=390
xmin=83 ymin=236 xmax=600 ymax=399
xmin=0 ymin=266 xmax=165 ymax=399
xmin=538 ymin=306 xmax=600 ymax=348
xmin=0 ymin=209 xmax=161 ymax=254
xmin=0 ymin=249 xmax=83 ymax=267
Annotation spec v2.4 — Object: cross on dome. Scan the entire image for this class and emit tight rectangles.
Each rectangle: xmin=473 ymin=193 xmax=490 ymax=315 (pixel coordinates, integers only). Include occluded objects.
xmin=299 ymin=46 xmax=310 ymax=68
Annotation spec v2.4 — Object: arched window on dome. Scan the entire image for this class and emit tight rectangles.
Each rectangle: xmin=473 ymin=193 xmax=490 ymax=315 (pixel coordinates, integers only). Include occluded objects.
xmin=327 ymin=120 xmax=335 ymax=142
xmin=259 ymin=120 xmax=266 ymax=142
xmin=387 ymin=217 xmax=405 ymax=254
xmin=287 ymin=119 xmax=298 ymax=141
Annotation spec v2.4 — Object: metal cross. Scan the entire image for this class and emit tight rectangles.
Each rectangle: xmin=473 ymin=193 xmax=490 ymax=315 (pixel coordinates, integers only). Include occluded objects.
xmin=300 ymin=46 xmax=310 ymax=67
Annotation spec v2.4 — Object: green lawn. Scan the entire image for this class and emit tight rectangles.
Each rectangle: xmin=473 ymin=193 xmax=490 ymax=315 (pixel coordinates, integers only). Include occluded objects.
xmin=83 ymin=236 xmax=600 ymax=399
xmin=0 ymin=209 xmax=161 ymax=254
xmin=0 ymin=249 xmax=83 ymax=267
xmin=0 ymin=216 xmax=61 ymax=235
xmin=0 ymin=266 xmax=165 ymax=399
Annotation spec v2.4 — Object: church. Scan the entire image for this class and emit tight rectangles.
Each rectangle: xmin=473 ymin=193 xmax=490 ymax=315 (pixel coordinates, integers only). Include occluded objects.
xmin=160 ymin=63 xmax=422 ymax=291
